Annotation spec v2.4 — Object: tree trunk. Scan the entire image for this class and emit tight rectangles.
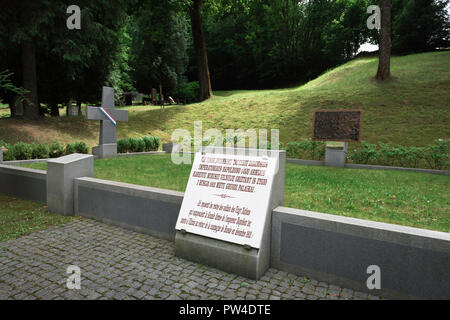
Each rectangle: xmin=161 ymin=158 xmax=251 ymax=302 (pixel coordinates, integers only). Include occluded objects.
xmin=22 ymin=41 xmax=40 ymax=119
xmin=50 ymin=103 xmax=59 ymax=117
xmin=376 ymin=0 xmax=391 ymax=81
xmin=76 ymin=100 xmax=82 ymax=116
xmin=190 ymin=0 xmax=212 ymax=101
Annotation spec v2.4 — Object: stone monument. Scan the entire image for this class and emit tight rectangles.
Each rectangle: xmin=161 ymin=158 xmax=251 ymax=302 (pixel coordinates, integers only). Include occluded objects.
xmin=175 ymin=146 xmax=286 ymax=280
xmin=86 ymin=87 xmax=128 ymax=158
xmin=313 ymin=109 xmax=362 ymax=167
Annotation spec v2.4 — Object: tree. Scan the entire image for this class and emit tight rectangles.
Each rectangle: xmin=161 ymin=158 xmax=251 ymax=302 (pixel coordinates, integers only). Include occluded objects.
xmin=189 ymin=0 xmax=212 ymax=100
xmin=376 ymin=0 xmax=392 ymax=81
xmin=129 ymin=0 xmax=189 ymax=97
xmin=391 ymin=0 xmax=450 ymax=54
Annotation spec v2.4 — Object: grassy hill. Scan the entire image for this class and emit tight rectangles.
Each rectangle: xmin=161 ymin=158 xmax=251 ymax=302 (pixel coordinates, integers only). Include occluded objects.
xmin=0 ymin=51 xmax=449 ymax=149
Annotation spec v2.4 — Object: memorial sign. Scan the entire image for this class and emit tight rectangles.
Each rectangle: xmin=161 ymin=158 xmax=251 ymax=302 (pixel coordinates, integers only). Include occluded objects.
xmin=175 ymin=150 xmax=279 ymax=249
xmin=313 ymin=109 xmax=362 ymax=142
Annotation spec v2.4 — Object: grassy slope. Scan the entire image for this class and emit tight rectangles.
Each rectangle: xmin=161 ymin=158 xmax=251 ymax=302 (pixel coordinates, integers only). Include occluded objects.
xmin=22 ymin=154 xmax=450 ymax=233
xmin=0 ymin=52 xmax=449 ymax=150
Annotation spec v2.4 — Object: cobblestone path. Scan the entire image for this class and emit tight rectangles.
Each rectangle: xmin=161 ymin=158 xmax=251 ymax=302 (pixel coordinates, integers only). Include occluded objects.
xmin=0 ymin=219 xmax=382 ymax=300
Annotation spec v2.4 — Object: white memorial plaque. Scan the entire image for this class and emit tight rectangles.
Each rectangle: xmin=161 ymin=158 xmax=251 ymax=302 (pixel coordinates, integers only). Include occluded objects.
xmin=175 ymin=151 xmax=279 ymax=249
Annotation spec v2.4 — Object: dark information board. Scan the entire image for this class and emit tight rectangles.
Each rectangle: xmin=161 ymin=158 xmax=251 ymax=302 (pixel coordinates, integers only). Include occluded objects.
xmin=313 ymin=109 xmax=362 ymax=142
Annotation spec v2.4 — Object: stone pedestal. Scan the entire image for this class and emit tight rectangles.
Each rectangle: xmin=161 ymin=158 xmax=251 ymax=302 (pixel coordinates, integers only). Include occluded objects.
xmin=92 ymin=143 xmax=117 ymax=159
xmin=162 ymin=143 xmax=181 ymax=153
xmin=47 ymin=153 xmax=93 ymax=215
xmin=174 ymin=147 xmax=286 ymax=280
xmin=325 ymin=142 xmax=348 ymax=168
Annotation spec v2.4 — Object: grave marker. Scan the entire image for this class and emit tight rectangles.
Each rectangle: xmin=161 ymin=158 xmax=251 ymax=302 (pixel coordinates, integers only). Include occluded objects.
xmin=86 ymin=87 xmax=128 ymax=158
xmin=313 ymin=109 xmax=362 ymax=167
xmin=175 ymin=147 xmax=285 ymax=279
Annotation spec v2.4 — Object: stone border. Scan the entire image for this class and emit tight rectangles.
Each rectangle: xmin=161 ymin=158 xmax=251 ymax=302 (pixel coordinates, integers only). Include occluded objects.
xmin=271 ymin=206 xmax=450 ymax=300
xmin=287 ymin=158 xmax=450 ymax=176
xmin=74 ymin=177 xmax=183 ymax=241
xmin=0 ymin=164 xmax=47 ymax=203
xmin=3 ymin=158 xmax=49 ymax=166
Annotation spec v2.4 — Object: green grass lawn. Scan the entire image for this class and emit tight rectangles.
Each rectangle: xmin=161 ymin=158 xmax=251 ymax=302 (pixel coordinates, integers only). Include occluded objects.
xmin=0 ymin=52 xmax=449 ymax=151
xmin=0 ymin=193 xmax=77 ymax=241
xmin=22 ymin=154 xmax=450 ymax=233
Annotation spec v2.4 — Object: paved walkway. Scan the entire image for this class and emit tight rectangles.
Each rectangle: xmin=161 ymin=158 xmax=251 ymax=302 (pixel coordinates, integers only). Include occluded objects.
xmin=0 ymin=219 xmax=382 ymax=300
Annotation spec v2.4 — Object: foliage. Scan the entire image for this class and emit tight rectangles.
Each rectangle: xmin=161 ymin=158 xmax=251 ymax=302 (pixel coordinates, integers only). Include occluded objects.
xmin=391 ymin=0 xmax=450 ymax=54
xmin=49 ymin=141 xmax=64 ymax=158
xmin=424 ymin=139 xmax=449 ymax=170
xmin=0 ymin=70 xmax=27 ymax=104
xmin=129 ymin=0 xmax=190 ymax=96
xmin=142 ymin=136 xmax=160 ymax=151
xmin=118 ymin=136 xmax=160 ymax=153
xmin=171 ymin=81 xmax=200 ymax=103
xmin=117 ymin=138 xmax=131 ymax=154
xmin=31 ymin=143 xmax=50 ymax=159
xmin=11 ymin=142 xmax=33 ymax=160
xmin=348 ymin=139 xmax=449 ymax=169
xmin=65 ymin=143 xmax=77 ymax=155
xmin=286 ymin=139 xmax=326 ymax=160
xmin=73 ymin=141 xmax=89 ymax=154
xmin=348 ymin=141 xmax=378 ymax=164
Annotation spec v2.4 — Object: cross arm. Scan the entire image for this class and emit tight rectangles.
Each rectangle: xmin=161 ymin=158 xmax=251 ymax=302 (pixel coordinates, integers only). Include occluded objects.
xmin=85 ymin=106 xmax=128 ymax=122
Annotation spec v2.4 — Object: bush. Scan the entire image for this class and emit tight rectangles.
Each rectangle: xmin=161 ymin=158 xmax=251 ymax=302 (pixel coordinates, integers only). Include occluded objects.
xmin=424 ymin=139 xmax=449 ymax=170
xmin=32 ymin=143 xmax=50 ymax=159
xmin=349 ymin=141 xmax=378 ymax=164
xmin=11 ymin=142 xmax=33 ymax=160
xmin=49 ymin=141 xmax=64 ymax=158
xmin=127 ymin=137 xmax=145 ymax=153
xmin=117 ymin=138 xmax=130 ymax=153
xmin=142 ymin=136 xmax=160 ymax=151
xmin=65 ymin=143 xmax=76 ymax=155
xmin=286 ymin=139 xmax=325 ymax=160
xmin=73 ymin=142 xmax=88 ymax=154
xmin=173 ymin=81 xmax=199 ymax=104
xmin=152 ymin=136 xmax=160 ymax=150
xmin=1 ymin=142 xmax=14 ymax=161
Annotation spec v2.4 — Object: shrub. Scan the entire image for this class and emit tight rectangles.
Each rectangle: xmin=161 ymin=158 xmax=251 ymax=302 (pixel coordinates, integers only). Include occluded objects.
xmin=12 ymin=142 xmax=33 ymax=160
xmin=173 ymin=81 xmax=199 ymax=104
xmin=377 ymin=142 xmax=396 ymax=166
xmin=127 ymin=137 xmax=145 ymax=153
xmin=65 ymin=143 xmax=76 ymax=155
xmin=1 ymin=142 xmax=14 ymax=161
xmin=49 ymin=141 xmax=64 ymax=158
xmin=142 ymin=135 xmax=160 ymax=151
xmin=32 ymin=143 xmax=50 ymax=159
xmin=405 ymin=146 xmax=426 ymax=168
xmin=73 ymin=142 xmax=88 ymax=154
xmin=286 ymin=139 xmax=324 ymax=160
xmin=117 ymin=138 xmax=130 ymax=153
xmin=151 ymin=136 xmax=160 ymax=150
xmin=349 ymin=141 xmax=377 ymax=164
xmin=424 ymin=139 xmax=449 ymax=170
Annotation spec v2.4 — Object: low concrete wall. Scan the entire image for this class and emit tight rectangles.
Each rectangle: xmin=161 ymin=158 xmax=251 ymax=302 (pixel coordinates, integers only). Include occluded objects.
xmin=286 ymin=158 xmax=450 ymax=176
xmin=271 ymin=206 xmax=450 ymax=300
xmin=0 ymin=164 xmax=47 ymax=203
xmin=74 ymin=177 xmax=183 ymax=241
xmin=3 ymin=158 xmax=48 ymax=166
